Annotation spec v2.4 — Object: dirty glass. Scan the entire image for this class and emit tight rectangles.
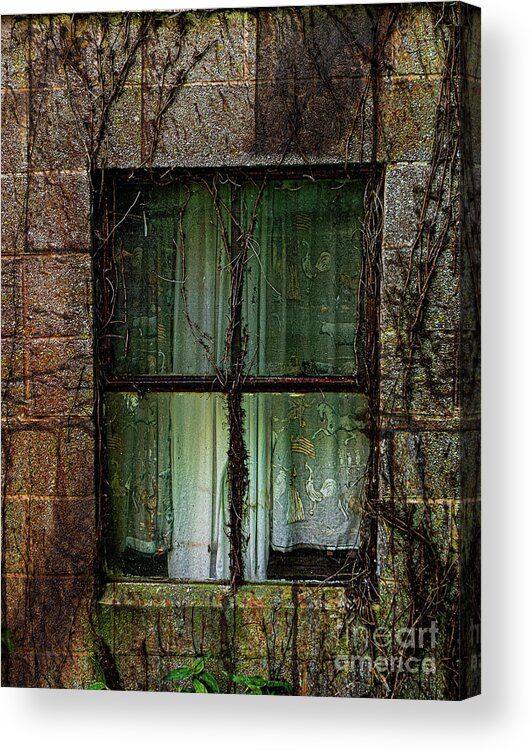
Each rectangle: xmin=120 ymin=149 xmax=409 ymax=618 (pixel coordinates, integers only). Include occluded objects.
xmin=107 ymin=176 xmax=364 ymax=378
xmin=243 ymin=178 xmax=364 ymax=376
xmin=107 ymin=180 xmax=231 ymax=376
xmin=105 ymin=392 xmax=230 ymax=579
xmin=104 ymin=173 xmax=368 ymax=582
xmin=243 ymin=393 xmax=370 ymax=581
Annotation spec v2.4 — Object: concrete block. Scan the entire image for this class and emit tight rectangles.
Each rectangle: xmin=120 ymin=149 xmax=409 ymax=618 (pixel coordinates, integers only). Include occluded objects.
xmin=26 ymin=337 xmax=93 ymax=417
xmin=1 ymin=174 xmax=27 ymax=254
xmin=142 ymin=82 xmax=255 ymax=167
xmin=1 ymin=88 xmax=28 ymax=173
xmin=26 ymin=172 xmax=91 ymax=251
xmin=24 ymin=253 xmax=92 ymax=338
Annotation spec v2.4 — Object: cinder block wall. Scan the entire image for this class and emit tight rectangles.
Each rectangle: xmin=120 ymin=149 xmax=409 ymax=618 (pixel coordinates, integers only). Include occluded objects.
xmin=1 ymin=4 xmax=480 ymax=698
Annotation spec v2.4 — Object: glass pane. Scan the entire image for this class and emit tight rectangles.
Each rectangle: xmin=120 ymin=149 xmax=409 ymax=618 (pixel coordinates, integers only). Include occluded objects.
xmin=106 ymin=180 xmax=231 ymax=376
xmin=105 ymin=392 xmax=230 ymax=580
xmin=243 ymin=392 xmax=370 ymax=581
xmin=243 ymin=178 xmax=365 ymax=376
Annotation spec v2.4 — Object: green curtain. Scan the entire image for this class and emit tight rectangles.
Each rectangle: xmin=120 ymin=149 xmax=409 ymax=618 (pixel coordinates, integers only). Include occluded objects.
xmin=105 ymin=392 xmax=230 ymax=579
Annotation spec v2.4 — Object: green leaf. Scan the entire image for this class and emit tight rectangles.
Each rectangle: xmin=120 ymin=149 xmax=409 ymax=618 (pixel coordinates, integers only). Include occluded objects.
xmin=263 ymin=680 xmax=293 ymax=695
xmin=164 ymin=667 xmax=192 ymax=682
xmin=200 ymin=671 xmax=220 ymax=693
xmin=192 ymin=678 xmax=208 ymax=693
xmin=231 ymin=673 xmax=266 ymax=687
xmin=192 ymin=656 xmax=207 ymax=675
xmin=247 ymin=675 xmax=267 ymax=687
xmin=88 ymin=681 xmax=109 ymax=690
xmin=231 ymin=674 xmax=247 ymax=685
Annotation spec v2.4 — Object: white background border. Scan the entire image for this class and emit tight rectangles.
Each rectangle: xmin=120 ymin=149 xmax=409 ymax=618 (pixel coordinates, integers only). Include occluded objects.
xmin=1 ymin=1 xmax=531 ymax=750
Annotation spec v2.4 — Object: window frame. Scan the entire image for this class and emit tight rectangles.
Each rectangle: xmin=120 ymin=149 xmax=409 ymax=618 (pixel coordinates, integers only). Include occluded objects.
xmin=94 ymin=165 xmax=382 ymax=587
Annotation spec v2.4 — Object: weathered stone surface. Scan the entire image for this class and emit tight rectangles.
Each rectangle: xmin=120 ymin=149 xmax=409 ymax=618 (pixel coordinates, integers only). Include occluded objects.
xmin=143 ymin=10 xmax=254 ymax=86
xmin=384 ymin=4 xmax=446 ymax=77
xmin=460 ymin=430 xmax=480 ymax=500
xmin=2 ymin=423 xmax=94 ymax=497
xmin=256 ymin=73 xmax=371 ymax=161
xmin=29 ymin=13 xmax=143 ymax=92
xmin=2 ymin=428 xmax=59 ymax=496
xmin=29 ymin=496 xmax=96 ymax=575
xmin=3 ymin=573 xmax=93 ymax=656
xmin=380 ymin=430 xmax=461 ymax=501
xmin=383 ymin=164 xmax=458 ymax=251
xmin=459 ymin=328 xmax=481 ymax=418
xmin=464 ymin=8 xmax=481 ymax=80
xmin=2 ymin=496 xmax=30 ymax=574
xmin=378 ymin=501 xmax=457 ymax=582
xmin=380 ymin=327 xmax=460 ymax=418
xmin=26 ymin=172 xmax=91 ymax=251
xmin=142 ymin=83 xmax=255 ymax=167
xmin=26 ymin=337 xmax=93 ymax=417
xmin=56 ymin=423 xmax=95 ymax=497
xmin=460 ymin=169 xmax=481 ymax=338
xmin=1 ymin=15 xmax=29 ymax=89
xmin=111 ymin=602 xmax=225 ymax=658
xmin=98 ymin=581 xmax=358 ymax=693
xmin=1 ymin=256 xmax=24 ymax=338
xmin=101 ymin=87 xmax=143 ymax=168
xmin=381 ymin=246 xmax=461 ymax=332
xmin=2 ymin=649 xmax=95 ymax=690
xmin=1 ymin=338 xmax=25 ymax=419
xmin=112 ymin=654 xmax=149 ymax=691
xmin=464 ymin=76 xmax=481 ymax=165
xmin=1 ymin=174 xmax=27 ymax=254
xmin=98 ymin=581 xmax=230 ymax=657
xmin=24 ymin=253 xmax=91 ymax=338
xmin=54 ymin=651 xmax=96 ymax=689
xmin=1 ymin=88 xmax=28 ymax=173
xmin=28 ymin=88 xmax=89 ymax=171
xmin=252 ymin=5 xmax=379 ymax=162
xmin=256 ymin=6 xmax=372 ymax=82
xmin=379 ymin=77 xmax=440 ymax=162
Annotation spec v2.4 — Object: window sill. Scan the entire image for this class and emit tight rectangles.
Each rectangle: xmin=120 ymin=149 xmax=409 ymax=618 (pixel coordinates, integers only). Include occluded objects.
xmin=98 ymin=580 xmax=352 ymax=611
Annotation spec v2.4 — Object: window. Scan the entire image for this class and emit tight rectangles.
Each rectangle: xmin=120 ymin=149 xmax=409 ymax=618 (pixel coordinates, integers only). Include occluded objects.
xmin=98 ymin=170 xmax=372 ymax=584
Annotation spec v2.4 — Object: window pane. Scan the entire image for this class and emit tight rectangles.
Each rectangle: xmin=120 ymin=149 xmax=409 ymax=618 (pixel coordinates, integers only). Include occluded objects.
xmin=105 ymin=392 xmax=230 ymax=580
xmin=243 ymin=178 xmax=365 ymax=377
xmin=243 ymin=392 xmax=370 ymax=581
xmin=106 ymin=180 xmax=231 ymax=376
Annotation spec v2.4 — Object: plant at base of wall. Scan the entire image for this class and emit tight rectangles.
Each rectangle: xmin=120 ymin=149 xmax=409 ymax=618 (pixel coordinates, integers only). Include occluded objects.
xmin=230 ymin=674 xmax=293 ymax=696
xmin=164 ymin=656 xmax=221 ymax=693
xmin=163 ymin=655 xmax=293 ymax=695
xmin=88 ymin=681 xmax=110 ymax=690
